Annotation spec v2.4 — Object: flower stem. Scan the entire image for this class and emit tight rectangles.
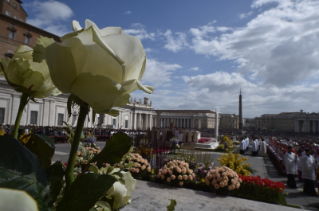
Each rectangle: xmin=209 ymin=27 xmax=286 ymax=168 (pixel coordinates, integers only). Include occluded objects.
xmin=65 ymin=103 xmax=89 ymax=192
xmin=12 ymin=93 xmax=29 ymax=139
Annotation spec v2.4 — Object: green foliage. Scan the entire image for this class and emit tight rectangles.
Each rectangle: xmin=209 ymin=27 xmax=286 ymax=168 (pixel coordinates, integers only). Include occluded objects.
xmin=45 ymin=161 xmax=64 ymax=206
xmin=22 ymin=134 xmax=55 ymax=169
xmin=0 ymin=135 xmax=50 ymax=211
xmin=167 ymin=199 xmax=177 ymax=211
xmin=56 ymin=174 xmax=117 ymax=211
xmin=91 ymin=132 xmax=133 ymax=165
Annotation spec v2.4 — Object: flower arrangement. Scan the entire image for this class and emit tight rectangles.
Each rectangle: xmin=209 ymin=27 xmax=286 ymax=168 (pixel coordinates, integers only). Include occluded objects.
xmin=128 ymin=153 xmax=151 ymax=179
xmin=135 ymin=145 xmax=153 ymax=159
xmin=194 ymin=162 xmax=215 ymax=180
xmin=75 ymin=143 xmax=101 ymax=167
xmin=232 ymin=175 xmax=286 ymax=204
xmin=205 ymin=166 xmax=242 ymax=194
xmin=164 ymin=155 xmax=197 ymax=169
xmin=157 ymin=160 xmax=196 ymax=187
xmin=217 ymin=151 xmax=252 ymax=176
xmin=221 ymin=135 xmax=233 ymax=148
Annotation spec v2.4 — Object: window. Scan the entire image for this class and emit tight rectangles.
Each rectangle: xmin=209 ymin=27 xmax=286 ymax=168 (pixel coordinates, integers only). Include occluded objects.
xmin=112 ymin=119 xmax=116 ymax=127
xmin=25 ymin=36 xmax=30 ymax=44
xmin=57 ymin=113 xmax=64 ymax=126
xmin=125 ymin=120 xmax=129 ymax=128
xmin=9 ymin=30 xmax=15 ymax=39
xmin=0 ymin=108 xmax=5 ymax=124
xmin=30 ymin=111 xmax=38 ymax=124
xmin=6 ymin=10 xmax=10 ymax=16
xmin=14 ymin=16 xmax=17 ymax=19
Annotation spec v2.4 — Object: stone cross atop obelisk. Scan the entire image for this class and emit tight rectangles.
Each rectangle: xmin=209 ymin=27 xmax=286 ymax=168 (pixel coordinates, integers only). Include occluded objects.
xmin=239 ymin=89 xmax=243 ymax=132
xmin=215 ymin=110 xmax=219 ymax=140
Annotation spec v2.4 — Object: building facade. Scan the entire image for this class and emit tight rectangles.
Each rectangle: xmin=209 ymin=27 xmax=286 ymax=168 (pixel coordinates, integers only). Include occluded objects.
xmin=0 ymin=0 xmax=60 ymax=58
xmin=153 ymin=110 xmax=218 ymax=129
xmin=255 ymin=110 xmax=319 ymax=133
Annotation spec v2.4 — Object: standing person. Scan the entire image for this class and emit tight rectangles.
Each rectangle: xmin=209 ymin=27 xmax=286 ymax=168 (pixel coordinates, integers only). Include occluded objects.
xmin=251 ymin=136 xmax=258 ymax=156
xmin=298 ymin=146 xmax=306 ymax=182
xmin=240 ymin=137 xmax=245 ymax=154
xmin=301 ymin=148 xmax=318 ymax=196
xmin=284 ymin=146 xmax=298 ymax=188
xmin=260 ymin=138 xmax=267 ymax=157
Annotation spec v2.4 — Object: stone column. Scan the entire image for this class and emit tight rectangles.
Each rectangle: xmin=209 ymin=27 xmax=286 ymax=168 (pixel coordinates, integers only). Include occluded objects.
xmin=145 ymin=114 xmax=148 ymax=130
xmin=156 ymin=111 xmax=161 ymax=128
xmin=149 ymin=114 xmax=152 ymax=128
xmin=215 ymin=112 xmax=219 ymax=139
xmin=49 ymin=100 xmax=56 ymax=126
xmin=133 ymin=112 xmax=137 ymax=130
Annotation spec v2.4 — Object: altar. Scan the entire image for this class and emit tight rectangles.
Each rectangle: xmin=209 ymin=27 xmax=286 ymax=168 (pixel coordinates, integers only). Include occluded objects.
xmin=194 ymin=137 xmax=219 ymax=150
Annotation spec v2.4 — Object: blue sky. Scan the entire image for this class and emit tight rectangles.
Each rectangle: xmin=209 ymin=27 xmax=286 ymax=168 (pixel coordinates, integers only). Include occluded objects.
xmin=22 ymin=0 xmax=319 ymax=118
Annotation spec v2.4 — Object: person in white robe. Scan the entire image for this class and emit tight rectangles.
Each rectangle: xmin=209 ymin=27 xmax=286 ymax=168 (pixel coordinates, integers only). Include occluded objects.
xmin=240 ymin=137 xmax=246 ymax=154
xmin=284 ymin=146 xmax=298 ymax=188
xmin=301 ymin=148 xmax=318 ymax=196
xmin=251 ymin=137 xmax=258 ymax=156
xmin=260 ymin=138 xmax=267 ymax=157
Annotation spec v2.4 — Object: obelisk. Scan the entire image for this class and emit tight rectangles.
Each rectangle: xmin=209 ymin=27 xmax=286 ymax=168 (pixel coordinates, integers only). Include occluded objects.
xmin=239 ymin=89 xmax=243 ymax=131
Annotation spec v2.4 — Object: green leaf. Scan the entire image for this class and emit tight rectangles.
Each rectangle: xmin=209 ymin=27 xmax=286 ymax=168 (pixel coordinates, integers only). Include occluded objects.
xmin=23 ymin=134 xmax=55 ymax=169
xmin=88 ymin=165 xmax=99 ymax=174
xmin=45 ymin=162 xmax=64 ymax=206
xmin=91 ymin=132 xmax=133 ymax=165
xmin=0 ymin=135 xmax=50 ymax=211
xmin=167 ymin=199 xmax=177 ymax=211
xmin=67 ymin=94 xmax=73 ymax=119
xmin=96 ymin=201 xmax=111 ymax=211
xmin=56 ymin=173 xmax=116 ymax=211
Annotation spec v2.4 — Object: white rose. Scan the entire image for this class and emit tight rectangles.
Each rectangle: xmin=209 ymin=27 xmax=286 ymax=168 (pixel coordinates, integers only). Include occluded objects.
xmin=0 ymin=45 xmax=61 ymax=99
xmin=106 ymin=171 xmax=136 ymax=209
xmin=33 ymin=19 xmax=154 ymax=114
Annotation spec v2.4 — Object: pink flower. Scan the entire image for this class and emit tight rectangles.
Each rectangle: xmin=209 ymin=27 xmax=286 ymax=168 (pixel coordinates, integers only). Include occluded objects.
xmin=135 ymin=168 xmax=140 ymax=173
xmin=181 ymin=169 xmax=186 ymax=174
xmin=189 ymin=175 xmax=193 ymax=181
xmin=183 ymin=175 xmax=188 ymax=180
xmin=161 ymin=175 xmax=165 ymax=180
xmin=188 ymin=169 xmax=193 ymax=174
xmin=167 ymin=177 xmax=171 ymax=183
xmin=179 ymin=181 xmax=184 ymax=187
xmin=169 ymin=170 xmax=173 ymax=175
xmin=220 ymin=182 xmax=225 ymax=188
xmin=178 ymin=175 xmax=183 ymax=180
xmin=147 ymin=167 xmax=151 ymax=172
xmin=171 ymin=175 xmax=176 ymax=180
xmin=206 ymin=178 xmax=211 ymax=186
xmin=170 ymin=166 xmax=174 ymax=170
xmin=141 ymin=165 xmax=146 ymax=171
xmin=130 ymin=168 xmax=135 ymax=173
xmin=157 ymin=173 xmax=161 ymax=178
xmin=212 ymin=179 xmax=217 ymax=185
xmin=214 ymin=184 xmax=220 ymax=189
xmin=177 ymin=168 xmax=182 ymax=173
xmin=236 ymin=183 xmax=240 ymax=189
xmin=162 ymin=169 xmax=168 ymax=175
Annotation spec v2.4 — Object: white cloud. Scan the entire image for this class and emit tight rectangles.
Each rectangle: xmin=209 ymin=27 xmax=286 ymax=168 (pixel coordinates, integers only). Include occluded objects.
xmin=141 ymin=59 xmax=182 ymax=87
xmin=144 ymin=48 xmax=153 ymax=53
xmin=163 ymin=30 xmax=188 ymax=52
xmin=123 ymin=23 xmax=155 ymax=40
xmin=25 ymin=0 xmax=73 ymax=36
xmin=123 ymin=11 xmax=131 ymax=15
xmin=239 ymin=11 xmax=253 ymax=19
xmin=189 ymin=0 xmax=319 ymax=87
xmin=187 ymin=67 xmax=200 ymax=71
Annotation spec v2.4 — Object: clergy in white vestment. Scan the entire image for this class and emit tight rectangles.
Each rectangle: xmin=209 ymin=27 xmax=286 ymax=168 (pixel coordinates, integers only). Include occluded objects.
xmin=240 ymin=137 xmax=246 ymax=154
xmin=284 ymin=146 xmax=298 ymax=188
xmin=251 ymin=137 xmax=258 ymax=156
xmin=301 ymin=149 xmax=318 ymax=196
xmin=245 ymin=137 xmax=249 ymax=151
xmin=260 ymin=138 xmax=267 ymax=157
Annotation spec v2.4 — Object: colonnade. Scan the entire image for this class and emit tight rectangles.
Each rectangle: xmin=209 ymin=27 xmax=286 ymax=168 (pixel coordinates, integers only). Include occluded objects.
xmin=154 ymin=117 xmax=199 ymax=128
xmin=295 ymin=120 xmax=319 ymax=133
xmin=132 ymin=113 xmax=152 ymax=130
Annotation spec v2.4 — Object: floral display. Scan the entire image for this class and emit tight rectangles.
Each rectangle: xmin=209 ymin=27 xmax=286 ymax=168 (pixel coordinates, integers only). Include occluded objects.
xmin=128 ymin=153 xmax=151 ymax=179
xmin=233 ymin=175 xmax=286 ymax=204
xmin=157 ymin=160 xmax=196 ymax=187
xmin=163 ymin=155 xmax=197 ymax=169
xmin=217 ymin=151 xmax=252 ymax=176
xmin=194 ymin=162 xmax=215 ymax=180
xmin=205 ymin=166 xmax=242 ymax=193
xmin=221 ymin=135 xmax=233 ymax=148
